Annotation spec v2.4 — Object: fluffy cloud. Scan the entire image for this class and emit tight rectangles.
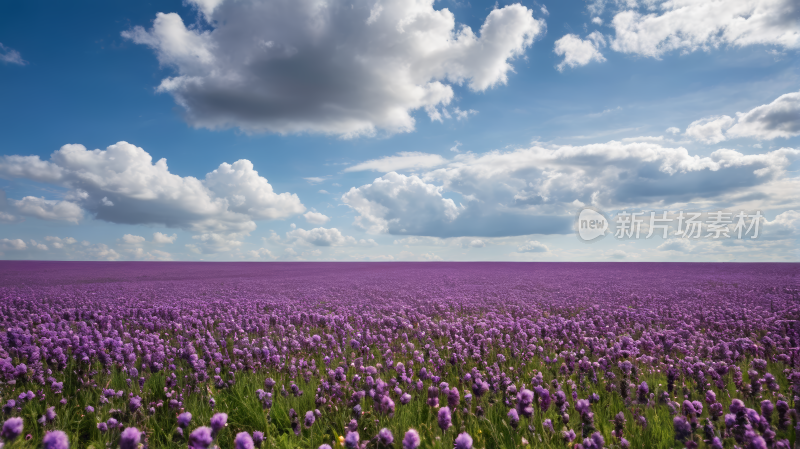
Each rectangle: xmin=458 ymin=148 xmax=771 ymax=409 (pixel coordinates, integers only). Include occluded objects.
xmin=121 ymin=234 xmax=146 ymax=245
xmin=342 ymin=172 xmax=461 ymax=235
xmin=303 ymin=211 xmax=330 ymax=225
xmin=123 ymin=0 xmax=544 ymax=137
xmin=342 ymin=141 xmax=799 ymax=237
xmin=45 ymin=236 xmax=77 ymax=249
xmin=609 ymin=0 xmax=800 ymax=58
xmin=685 ymin=91 xmax=800 ymax=143
xmin=286 ymin=226 xmax=377 ymax=247
xmin=517 ymin=240 xmax=549 ymax=252
xmin=0 ymin=239 xmax=26 ymax=251
xmin=554 ymin=32 xmax=606 ymax=71
xmin=187 ymin=233 xmax=246 ymax=254
xmin=9 ymin=196 xmax=83 ymax=223
xmin=684 ymin=115 xmax=737 ymax=144
xmin=0 ymin=142 xmax=305 ymax=233
xmin=344 ymin=152 xmax=448 ymax=173
xmin=153 ymin=232 xmax=177 ymax=244
xmin=726 ymin=91 xmax=800 ymax=140
xmin=0 ymin=43 xmax=26 ymax=65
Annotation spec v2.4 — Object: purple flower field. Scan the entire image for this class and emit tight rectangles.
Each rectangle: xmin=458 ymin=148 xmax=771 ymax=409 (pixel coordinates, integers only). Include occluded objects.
xmin=1 ymin=261 xmax=799 ymax=449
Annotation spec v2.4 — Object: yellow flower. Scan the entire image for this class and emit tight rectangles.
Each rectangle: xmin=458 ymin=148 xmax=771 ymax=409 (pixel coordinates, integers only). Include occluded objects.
xmin=338 ymin=435 xmax=345 ymax=446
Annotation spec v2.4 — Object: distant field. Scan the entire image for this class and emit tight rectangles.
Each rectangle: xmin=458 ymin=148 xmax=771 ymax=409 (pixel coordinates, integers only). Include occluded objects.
xmin=0 ymin=262 xmax=798 ymax=449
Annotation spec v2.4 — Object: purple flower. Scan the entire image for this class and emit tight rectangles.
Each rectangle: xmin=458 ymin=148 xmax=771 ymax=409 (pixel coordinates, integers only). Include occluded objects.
xmin=2 ymin=417 xmax=23 ymax=441
xmin=575 ymin=399 xmax=591 ymax=416
xmin=454 ymin=432 xmax=473 ymax=449
xmin=129 ymin=396 xmax=142 ymax=413
xmin=507 ymin=408 xmax=520 ymax=429
xmin=438 ymin=407 xmax=452 ymax=431
xmin=673 ymin=416 xmax=692 ymax=441
xmin=210 ymin=412 xmax=227 ymax=437
xmin=403 ymin=429 xmax=421 ymax=449
xmin=85 ymin=406 xmax=94 ymax=413
xmin=319 ymin=446 xmax=333 ymax=449
xmin=97 ymin=422 xmax=108 ymax=433
xmin=637 ymin=382 xmax=649 ymax=404
xmin=253 ymin=431 xmax=264 ymax=448
xmin=344 ymin=431 xmax=360 ymax=449
xmin=178 ymin=412 xmax=192 ymax=428
xmin=305 ymin=410 xmax=316 ymax=428
xmin=120 ymin=427 xmax=142 ymax=449
xmin=730 ymin=399 xmax=745 ymax=414
xmin=543 ymin=418 xmax=554 ymax=433
xmin=235 ymin=432 xmax=255 ymax=449
xmin=45 ymin=406 xmax=57 ymax=422
xmin=400 ymin=393 xmax=412 ymax=405
xmin=42 ymin=430 xmax=69 ymax=449
xmin=378 ymin=428 xmax=394 ymax=446
xmin=448 ymin=388 xmax=460 ymax=409
xmin=189 ymin=426 xmax=214 ymax=449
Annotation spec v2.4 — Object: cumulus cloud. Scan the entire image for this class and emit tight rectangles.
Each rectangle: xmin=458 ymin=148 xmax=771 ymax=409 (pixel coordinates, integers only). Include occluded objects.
xmin=342 ymin=172 xmax=461 ymax=235
xmin=685 ymin=91 xmax=800 ymax=143
xmin=187 ymin=233 xmax=246 ymax=254
xmin=44 ymin=236 xmax=77 ymax=249
xmin=342 ymin=141 xmax=799 ymax=237
xmin=0 ymin=239 xmax=27 ymax=251
xmin=10 ymin=196 xmax=83 ymax=223
xmin=344 ymin=152 xmax=448 ymax=173
xmin=517 ymin=240 xmax=549 ymax=252
xmin=609 ymin=0 xmax=800 ymax=58
xmin=0 ymin=43 xmax=26 ymax=65
xmin=726 ymin=91 xmax=800 ymax=140
xmin=153 ymin=232 xmax=177 ymax=244
xmin=120 ymin=234 xmax=146 ymax=245
xmin=303 ymin=211 xmax=330 ymax=225
xmin=684 ymin=115 xmax=737 ymax=144
xmin=286 ymin=226 xmax=377 ymax=247
xmin=0 ymin=141 xmax=305 ymax=233
xmin=554 ymin=32 xmax=606 ymax=71
xmin=123 ymin=0 xmax=544 ymax=137
xmin=657 ymin=238 xmax=693 ymax=252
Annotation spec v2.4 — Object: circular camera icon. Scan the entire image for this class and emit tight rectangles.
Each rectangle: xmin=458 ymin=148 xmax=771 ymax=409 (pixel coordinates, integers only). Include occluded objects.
xmin=575 ymin=207 xmax=609 ymax=242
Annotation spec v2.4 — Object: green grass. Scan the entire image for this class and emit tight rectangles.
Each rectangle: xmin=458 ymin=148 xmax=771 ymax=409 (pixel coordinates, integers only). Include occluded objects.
xmin=1 ymin=347 xmax=796 ymax=449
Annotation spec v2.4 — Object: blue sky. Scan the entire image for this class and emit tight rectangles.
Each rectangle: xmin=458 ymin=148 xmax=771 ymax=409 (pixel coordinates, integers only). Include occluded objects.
xmin=1 ymin=0 xmax=798 ymax=261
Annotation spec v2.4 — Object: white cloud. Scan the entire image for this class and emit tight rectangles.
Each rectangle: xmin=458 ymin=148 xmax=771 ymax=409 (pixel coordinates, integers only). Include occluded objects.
xmin=726 ymin=91 xmax=800 ymax=140
xmin=247 ymin=248 xmax=276 ymax=259
xmin=11 ymin=197 xmax=83 ymax=223
xmin=685 ymin=91 xmax=800 ymax=143
xmin=86 ymin=243 xmax=120 ymax=261
xmin=29 ymin=240 xmax=48 ymax=251
xmin=467 ymin=239 xmax=486 ymax=248
xmin=342 ymin=141 xmax=799 ymax=237
xmin=187 ymin=233 xmax=246 ymax=254
xmin=344 ymin=152 xmax=448 ymax=173
xmin=123 ymin=0 xmax=544 ymax=137
xmin=0 ymin=43 xmax=26 ymax=65
xmin=666 ymin=126 xmax=681 ymax=134
xmin=303 ymin=211 xmax=330 ymax=225
xmin=450 ymin=141 xmax=462 ymax=153
xmin=0 ymin=141 xmax=305 ymax=233
xmin=153 ymin=232 xmax=177 ymax=244
xmin=341 ymin=172 xmax=461 ymax=234
xmin=609 ymin=0 xmax=800 ymax=58
xmin=684 ymin=115 xmax=736 ymax=144
xmin=304 ymin=177 xmax=327 ymax=184
xmin=591 ymin=17 xmax=603 ymax=26
xmin=517 ymin=240 xmax=549 ymax=252
xmin=45 ymin=236 xmax=77 ymax=249
xmin=286 ymin=226 xmax=377 ymax=247
xmin=121 ymin=234 xmax=146 ymax=245
xmin=657 ymin=238 xmax=693 ymax=252
xmin=541 ymin=5 xmax=550 ymax=16
xmin=554 ymin=32 xmax=606 ymax=71
xmin=0 ymin=239 xmax=27 ymax=251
